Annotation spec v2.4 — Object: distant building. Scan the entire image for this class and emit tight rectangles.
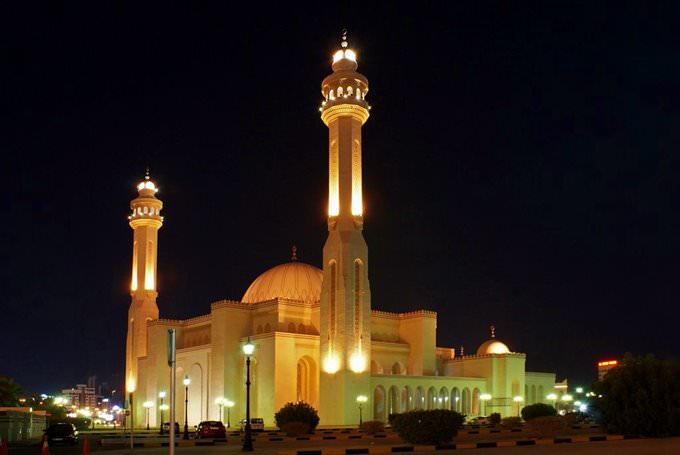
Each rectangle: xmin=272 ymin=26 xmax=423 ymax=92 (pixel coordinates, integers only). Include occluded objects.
xmin=62 ymin=384 xmax=96 ymax=409
xmin=597 ymin=359 xmax=618 ymax=380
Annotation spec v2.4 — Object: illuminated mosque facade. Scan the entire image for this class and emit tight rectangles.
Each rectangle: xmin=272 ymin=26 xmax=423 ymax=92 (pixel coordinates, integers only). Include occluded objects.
xmin=124 ymin=35 xmax=557 ymax=427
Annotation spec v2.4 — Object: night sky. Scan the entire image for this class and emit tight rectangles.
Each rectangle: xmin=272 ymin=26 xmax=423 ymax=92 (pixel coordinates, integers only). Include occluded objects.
xmin=4 ymin=3 xmax=679 ymax=396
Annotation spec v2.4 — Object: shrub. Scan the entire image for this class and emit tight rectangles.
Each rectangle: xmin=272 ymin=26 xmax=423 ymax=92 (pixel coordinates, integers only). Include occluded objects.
xmin=501 ymin=417 xmax=522 ymax=427
xmin=488 ymin=413 xmax=501 ymax=425
xmin=274 ymin=402 xmax=319 ymax=433
xmin=524 ymin=416 xmax=568 ymax=438
xmin=521 ymin=403 xmax=557 ymax=421
xmin=592 ymin=353 xmax=680 ymax=437
xmin=280 ymin=421 xmax=310 ymax=437
xmin=359 ymin=420 xmax=385 ymax=435
xmin=387 ymin=413 xmax=399 ymax=426
xmin=391 ymin=410 xmax=464 ymax=445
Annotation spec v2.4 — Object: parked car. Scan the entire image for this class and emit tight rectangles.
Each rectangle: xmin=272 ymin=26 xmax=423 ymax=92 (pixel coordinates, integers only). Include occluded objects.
xmin=239 ymin=418 xmax=264 ymax=432
xmin=195 ymin=421 xmax=227 ymax=439
xmin=162 ymin=421 xmax=181 ymax=433
xmin=468 ymin=416 xmax=490 ymax=425
xmin=45 ymin=422 xmax=79 ymax=445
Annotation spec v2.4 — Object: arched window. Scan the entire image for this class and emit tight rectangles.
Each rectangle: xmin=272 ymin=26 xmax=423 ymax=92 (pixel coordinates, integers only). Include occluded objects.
xmin=288 ymin=322 xmax=296 ymax=333
xmin=427 ymin=387 xmax=437 ymax=410
xmin=371 ymin=360 xmax=383 ymax=374
xmin=356 ymin=88 xmax=361 ymax=99
xmin=337 ymin=86 xmax=344 ymax=97
xmin=264 ymin=323 xmax=271 ymax=333
xmin=462 ymin=388 xmax=471 ymax=415
xmin=391 ymin=362 xmax=403 ymax=375
xmin=347 ymin=86 xmax=353 ymax=96
xmin=415 ymin=387 xmax=425 ymax=410
xmin=297 ymin=323 xmax=305 ymax=334
xmin=438 ymin=387 xmax=449 ymax=409
xmin=329 ymin=89 xmax=335 ymax=100
xmin=451 ymin=388 xmax=461 ymax=411
xmin=374 ymin=386 xmax=386 ymax=422
xmin=472 ymin=388 xmax=480 ymax=416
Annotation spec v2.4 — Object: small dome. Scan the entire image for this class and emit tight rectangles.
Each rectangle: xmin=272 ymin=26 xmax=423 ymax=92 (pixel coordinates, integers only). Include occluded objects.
xmin=477 ymin=339 xmax=511 ymax=356
xmin=242 ymin=261 xmax=323 ymax=304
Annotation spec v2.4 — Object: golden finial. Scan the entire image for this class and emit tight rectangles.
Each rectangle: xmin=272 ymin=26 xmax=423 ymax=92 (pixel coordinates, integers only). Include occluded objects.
xmin=341 ymin=28 xmax=348 ymax=49
xmin=291 ymin=245 xmax=298 ymax=261
xmin=490 ymin=325 xmax=496 ymax=338
xmin=145 ymin=166 xmax=150 ymax=180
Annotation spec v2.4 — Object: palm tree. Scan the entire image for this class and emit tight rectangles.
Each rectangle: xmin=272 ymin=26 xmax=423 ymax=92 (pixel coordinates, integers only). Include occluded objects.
xmin=0 ymin=375 xmax=24 ymax=406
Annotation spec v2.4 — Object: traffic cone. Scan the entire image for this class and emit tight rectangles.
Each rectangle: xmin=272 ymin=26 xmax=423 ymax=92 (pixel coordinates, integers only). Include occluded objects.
xmin=82 ymin=435 xmax=89 ymax=455
xmin=41 ymin=434 xmax=50 ymax=455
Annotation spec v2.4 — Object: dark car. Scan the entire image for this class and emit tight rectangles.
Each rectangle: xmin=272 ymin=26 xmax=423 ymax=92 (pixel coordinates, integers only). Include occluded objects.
xmin=46 ymin=422 xmax=79 ymax=445
xmin=162 ymin=422 xmax=180 ymax=433
xmin=195 ymin=421 xmax=227 ymax=439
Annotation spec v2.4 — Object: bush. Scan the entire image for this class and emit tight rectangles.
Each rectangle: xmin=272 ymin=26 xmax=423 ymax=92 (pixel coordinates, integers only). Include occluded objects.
xmin=524 ymin=416 xmax=568 ymax=438
xmin=521 ymin=403 xmax=557 ymax=421
xmin=391 ymin=410 xmax=464 ymax=445
xmin=501 ymin=417 xmax=522 ymax=427
xmin=488 ymin=413 xmax=501 ymax=425
xmin=274 ymin=402 xmax=319 ymax=433
xmin=280 ymin=421 xmax=310 ymax=437
xmin=359 ymin=420 xmax=385 ymax=435
xmin=387 ymin=413 xmax=399 ymax=426
xmin=592 ymin=353 xmax=680 ymax=436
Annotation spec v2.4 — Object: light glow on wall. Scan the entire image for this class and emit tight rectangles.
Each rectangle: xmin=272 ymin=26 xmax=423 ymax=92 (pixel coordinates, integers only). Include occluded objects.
xmin=597 ymin=360 xmax=618 ymax=367
xmin=144 ymin=240 xmax=155 ymax=290
xmin=323 ymin=352 xmax=340 ymax=374
xmin=329 ymin=138 xmax=339 ymax=216
xmin=131 ymin=241 xmax=138 ymax=291
xmin=349 ymin=351 xmax=366 ymax=373
xmin=351 ymin=139 xmax=362 ymax=216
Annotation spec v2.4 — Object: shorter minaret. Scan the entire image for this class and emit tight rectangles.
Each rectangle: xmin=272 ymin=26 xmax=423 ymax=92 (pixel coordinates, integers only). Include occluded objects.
xmin=125 ymin=171 xmax=163 ymax=391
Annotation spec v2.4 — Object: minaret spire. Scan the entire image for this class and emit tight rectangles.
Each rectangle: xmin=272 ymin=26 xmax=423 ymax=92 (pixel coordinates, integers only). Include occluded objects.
xmin=291 ymin=245 xmax=298 ymax=261
xmin=319 ymin=33 xmax=372 ymax=426
xmin=490 ymin=325 xmax=496 ymax=338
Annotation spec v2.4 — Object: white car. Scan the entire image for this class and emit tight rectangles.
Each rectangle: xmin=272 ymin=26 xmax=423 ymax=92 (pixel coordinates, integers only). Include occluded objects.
xmin=239 ymin=418 xmax=264 ymax=431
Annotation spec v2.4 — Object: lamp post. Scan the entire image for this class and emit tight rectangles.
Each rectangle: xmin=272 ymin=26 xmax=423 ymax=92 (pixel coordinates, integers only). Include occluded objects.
xmin=547 ymin=393 xmax=558 ymax=412
xmin=158 ymin=392 xmax=166 ymax=435
xmin=215 ymin=398 xmax=225 ymax=424
xmin=143 ymin=401 xmax=154 ymax=430
xmin=561 ymin=394 xmax=573 ymax=414
xmin=242 ymin=338 xmax=255 ymax=452
xmin=225 ymin=400 xmax=234 ymax=428
xmin=479 ymin=393 xmax=492 ymax=416
xmin=126 ymin=381 xmax=136 ymax=450
xmin=356 ymin=395 xmax=368 ymax=426
xmin=183 ymin=376 xmax=191 ymax=440
xmin=512 ymin=396 xmax=524 ymax=417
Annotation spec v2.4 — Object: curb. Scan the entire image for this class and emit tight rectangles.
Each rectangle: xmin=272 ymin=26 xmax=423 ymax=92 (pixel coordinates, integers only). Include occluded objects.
xmin=277 ymin=435 xmax=633 ymax=454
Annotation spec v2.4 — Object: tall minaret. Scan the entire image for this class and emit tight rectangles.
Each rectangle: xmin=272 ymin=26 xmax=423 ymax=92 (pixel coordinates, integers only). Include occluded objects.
xmin=125 ymin=171 xmax=163 ymax=391
xmin=319 ymin=31 xmax=372 ymax=425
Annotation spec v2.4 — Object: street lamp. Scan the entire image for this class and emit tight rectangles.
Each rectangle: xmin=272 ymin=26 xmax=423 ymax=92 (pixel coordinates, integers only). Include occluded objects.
xmin=479 ymin=393 xmax=492 ymax=416
xmin=158 ymin=391 xmax=166 ymax=435
xmin=512 ymin=396 xmax=524 ymax=417
xmin=215 ymin=397 xmax=226 ymax=424
xmin=561 ymin=394 xmax=573 ymax=413
xmin=143 ymin=401 xmax=154 ymax=430
xmin=546 ymin=393 xmax=558 ymax=411
xmin=242 ymin=338 xmax=255 ymax=452
xmin=183 ymin=376 xmax=191 ymax=440
xmin=225 ymin=400 xmax=234 ymax=428
xmin=356 ymin=395 xmax=368 ymax=426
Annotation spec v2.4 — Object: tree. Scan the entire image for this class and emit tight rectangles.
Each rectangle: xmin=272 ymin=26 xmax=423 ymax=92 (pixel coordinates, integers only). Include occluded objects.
xmin=520 ymin=403 xmax=556 ymax=421
xmin=0 ymin=375 xmax=24 ymax=407
xmin=274 ymin=402 xmax=320 ymax=433
xmin=592 ymin=353 xmax=680 ymax=437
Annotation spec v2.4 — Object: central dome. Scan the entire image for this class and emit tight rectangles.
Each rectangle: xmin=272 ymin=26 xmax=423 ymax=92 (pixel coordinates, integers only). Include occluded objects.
xmin=476 ymin=339 xmax=511 ymax=356
xmin=242 ymin=261 xmax=323 ymax=304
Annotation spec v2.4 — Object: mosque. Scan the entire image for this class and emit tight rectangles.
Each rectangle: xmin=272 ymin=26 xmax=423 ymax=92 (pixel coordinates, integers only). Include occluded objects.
xmin=124 ymin=35 xmax=557 ymax=428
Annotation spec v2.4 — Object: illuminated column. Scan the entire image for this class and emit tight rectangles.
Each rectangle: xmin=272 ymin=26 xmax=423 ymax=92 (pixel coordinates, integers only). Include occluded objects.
xmin=125 ymin=171 xmax=163 ymax=400
xmin=319 ymin=32 xmax=372 ymax=426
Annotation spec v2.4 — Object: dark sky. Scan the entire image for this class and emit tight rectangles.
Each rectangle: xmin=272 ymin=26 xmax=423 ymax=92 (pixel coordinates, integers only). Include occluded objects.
xmin=3 ymin=2 xmax=679 ymax=395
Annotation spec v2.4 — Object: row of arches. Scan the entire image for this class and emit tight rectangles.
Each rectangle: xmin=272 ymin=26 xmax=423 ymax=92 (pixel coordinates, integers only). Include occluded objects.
xmin=255 ymin=322 xmax=314 ymax=335
xmin=373 ymin=385 xmax=481 ymax=422
xmin=327 ymin=86 xmax=366 ymax=102
xmin=525 ymin=384 xmax=545 ymax=405
xmin=371 ymin=360 xmax=406 ymax=375
xmin=132 ymin=206 xmax=160 ymax=217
